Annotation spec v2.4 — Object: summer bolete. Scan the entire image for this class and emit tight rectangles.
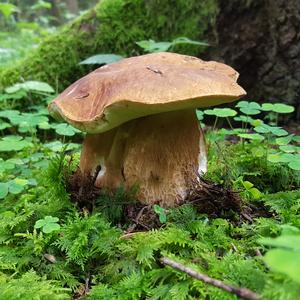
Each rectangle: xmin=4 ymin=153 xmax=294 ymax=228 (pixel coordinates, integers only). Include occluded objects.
xmin=49 ymin=52 xmax=246 ymax=207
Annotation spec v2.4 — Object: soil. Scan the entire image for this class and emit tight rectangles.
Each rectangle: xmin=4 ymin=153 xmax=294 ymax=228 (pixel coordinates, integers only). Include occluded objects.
xmin=66 ymin=170 xmax=270 ymax=231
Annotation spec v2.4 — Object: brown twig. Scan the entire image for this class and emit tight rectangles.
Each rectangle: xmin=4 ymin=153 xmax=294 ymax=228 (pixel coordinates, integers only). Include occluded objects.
xmin=160 ymin=257 xmax=260 ymax=300
xmin=120 ymin=232 xmax=142 ymax=240
xmin=131 ymin=205 xmax=151 ymax=230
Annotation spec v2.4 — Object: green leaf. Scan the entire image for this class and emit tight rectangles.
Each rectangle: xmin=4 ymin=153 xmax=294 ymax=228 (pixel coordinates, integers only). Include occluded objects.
xmin=0 ymin=136 xmax=32 ymax=152
xmin=261 ymin=103 xmax=274 ymax=111
xmin=44 ymin=141 xmax=80 ymax=152
xmin=264 ymin=249 xmax=300 ymax=283
xmin=8 ymin=181 xmax=25 ymax=194
xmin=7 ymin=113 xmax=49 ymax=132
xmin=0 ymin=183 xmax=9 ymax=199
xmin=204 ymin=108 xmax=237 ymax=117
xmin=79 ymin=54 xmax=124 ymax=65
xmin=0 ymin=160 xmax=15 ymax=172
xmin=260 ymin=235 xmax=300 ymax=250
xmin=254 ymin=124 xmax=271 ymax=134
xmin=53 ymin=124 xmax=80 ymax=136
xmin=272 ymin=104 xmax=294 ymax=114
xmin=251 ymin=147 xmax=265 ymax=157
xmin=31 ymin=0 xmax=52 ymax=10
xmin=236 ymin=101 xmax=261 ymax=115
xmin=153 ymin=205 xmax=167 ymax=223
xmin=2 ymin=135 xmax=22 ymax=142
xmin=293 ymin=136 xmax=300 ymax=143
xmin=14 ymin=178 xmax=29 ymax=186
xmin=44 ymin=216 xmax=59 ymax=223
xmin=196 ymin=110 xmax=204 ymax=121
xmin=34 ymin=219 xmax=46 ymax=229
xmin=5 ymin=81 xmax=54 ymax=94
xmin=0 ymin=3 xmax=19 ymax=17
xmin=136 ymin=37 xmax=208 ymax=53
xmin=249 ymin=187 xmax=261 ymax=199
xmin=34 ymin=216 xmax=60 ymax=233
xmin=238 ymin=133 xmax=265 ymax=141
xmin=172 ymin=37 xmax=209 ymax=47
xmin=267 ymin=153 xmax=294 ymax=163
xmin=136 ymin=40 xmax=172 ymax=52
xmin=271 ymin=127 xmax=288 ymax=137
xmin=254 ymin=124 xmax=288 ymax=136
xmin=261 ymin=103 xmax=294 ymax=114
xmin=0 ymin=110 xmax=20 ymax=119
xmin=234 ymin=115 xmax=254 ymax=123
xmin=251 ymin=119 xmax=264 ymax=127
xmin=275 ymin=135 xmax=294 ymax=145
xmin=42 ymin=223 xmax=60 ymax=234
xmin=0 ymin=121 xmax=11 ymax=130
xmin=288 ymin=160 xmax=300 ymax=171
xmin=279 ymin=145 xmax=299 ymax=153
xmin=242 ymin=181 xmax=254 ymax=189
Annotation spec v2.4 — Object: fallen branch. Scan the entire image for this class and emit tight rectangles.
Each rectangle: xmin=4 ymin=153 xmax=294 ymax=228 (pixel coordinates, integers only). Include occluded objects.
xmin=160 ymin=257 xmax=260 ymax=300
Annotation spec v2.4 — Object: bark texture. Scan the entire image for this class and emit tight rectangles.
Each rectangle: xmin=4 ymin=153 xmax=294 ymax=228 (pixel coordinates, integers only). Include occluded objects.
xmin=205 ymin=0 xmax=300 ymax=118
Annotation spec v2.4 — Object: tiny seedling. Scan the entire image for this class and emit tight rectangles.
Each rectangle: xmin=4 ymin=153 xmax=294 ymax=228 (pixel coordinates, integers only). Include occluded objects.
xmin=153 ymin=204 xmax=167 ymax=223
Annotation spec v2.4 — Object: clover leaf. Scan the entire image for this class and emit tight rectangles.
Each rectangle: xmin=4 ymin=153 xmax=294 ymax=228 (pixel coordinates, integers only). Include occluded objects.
xmin=0 ymin=136 xmax=33 ymax=152
xmin=279 ymin=145 xmax=300 ymax=153
xmin=0 ymin=120 xmax=11 ymax=130
xmin=44 ymin=141 xmax=80 ymax=152
xmin=196 ymin=110 xmax=204 ymax=121
xmin=275 ymin=135 xmax=294 ymax=146
xmin=254 ymin=124 xmax=288 ymax=136
xmin=293 ymin=136 xmax=300 ymax=143
xmin=0 ymin=159 xmax=15 ymax=172
xmin=288 ymin=160 xmax=300 ymax=171
xmin=238 ymin=133 xmax=265 ymax=141
xmin=34 ymin=216 xmax=61 ymax=233
xmin=236 ymin=101 xmax=261 ymax=115
xmin=204 ymin=108 xmax=237 ymax=117
xmin=52 ymin=124 xmax=81 ymax=136
xmin=0 ymin=183 xmax=9 ymax=199
xmin=267 ymin=152 xmax=300 ymax=171
xmin=261 ymin=103 xmax=294 ymax=114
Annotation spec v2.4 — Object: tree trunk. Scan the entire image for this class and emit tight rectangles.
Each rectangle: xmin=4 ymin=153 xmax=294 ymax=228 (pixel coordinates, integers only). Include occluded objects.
xmin=205 ymin=0 xmax=300 ymax=119
xmin=66 ymin=0 xmax=79 ymax=15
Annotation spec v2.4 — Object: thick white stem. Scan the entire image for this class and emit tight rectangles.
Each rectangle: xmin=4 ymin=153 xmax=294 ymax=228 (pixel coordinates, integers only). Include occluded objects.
xmin=79 ymin=110 xmax=207 ymax=207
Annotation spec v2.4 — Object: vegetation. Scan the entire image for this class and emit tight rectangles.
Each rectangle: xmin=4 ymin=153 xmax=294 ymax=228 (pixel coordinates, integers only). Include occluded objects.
xmin=1 ymin=1 xmax=300 ymax=299
xmin=0 ymin=0 xmax=217 ymax=90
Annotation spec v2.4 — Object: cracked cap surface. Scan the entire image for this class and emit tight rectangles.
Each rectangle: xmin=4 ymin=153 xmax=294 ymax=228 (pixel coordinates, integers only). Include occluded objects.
xmin=48 ymin=52 xmax=246 ymax=133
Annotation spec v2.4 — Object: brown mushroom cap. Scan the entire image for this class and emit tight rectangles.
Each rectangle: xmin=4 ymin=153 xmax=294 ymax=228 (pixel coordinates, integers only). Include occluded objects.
xmin=48 ymin=52 xmax=246 ymax=133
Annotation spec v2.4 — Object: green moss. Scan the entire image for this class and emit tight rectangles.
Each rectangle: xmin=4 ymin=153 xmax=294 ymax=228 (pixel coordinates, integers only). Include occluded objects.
xmin=0 ymin=0 xmax=218 ymax=91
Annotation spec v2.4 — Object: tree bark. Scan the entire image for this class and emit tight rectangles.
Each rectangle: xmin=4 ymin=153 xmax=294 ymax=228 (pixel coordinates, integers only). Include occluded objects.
xmin=205 ymin=0 xmax=300 ymax=119
xmin=66 ymin=0 xmax=79 ymax=15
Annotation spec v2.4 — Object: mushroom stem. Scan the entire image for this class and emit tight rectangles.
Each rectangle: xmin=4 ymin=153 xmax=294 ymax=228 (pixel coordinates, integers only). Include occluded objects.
xmin=79 ymin=109 xmax=207 ymax=207
xmin=122 ymin=109 xmax=206 ymax=206
xmin=79 ymin=128 xmax=117 ymax=179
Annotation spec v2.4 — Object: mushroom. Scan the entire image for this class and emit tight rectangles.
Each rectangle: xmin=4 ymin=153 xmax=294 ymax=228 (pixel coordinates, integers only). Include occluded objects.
xmin=49 ymin=52 xmax=246 ymax=207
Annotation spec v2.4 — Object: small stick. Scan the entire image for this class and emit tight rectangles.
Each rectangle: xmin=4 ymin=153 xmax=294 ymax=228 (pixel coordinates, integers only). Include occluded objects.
xmin=160 ymin=257 xmax=260 ymax=300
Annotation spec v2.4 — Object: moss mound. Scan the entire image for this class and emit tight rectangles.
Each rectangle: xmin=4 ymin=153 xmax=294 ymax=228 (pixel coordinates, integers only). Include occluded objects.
xmin=0 ymin=0 xmax=218 ymax=91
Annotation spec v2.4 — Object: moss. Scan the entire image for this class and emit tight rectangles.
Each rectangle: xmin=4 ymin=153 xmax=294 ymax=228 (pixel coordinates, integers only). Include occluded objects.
xmin=0 ymin=0 xmax=218 ymax=91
